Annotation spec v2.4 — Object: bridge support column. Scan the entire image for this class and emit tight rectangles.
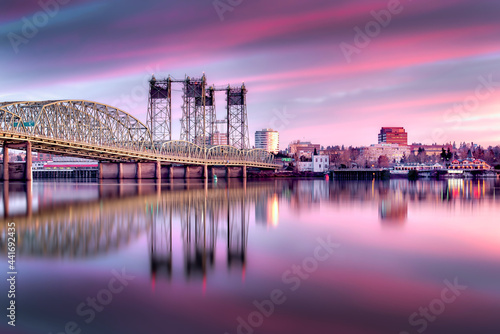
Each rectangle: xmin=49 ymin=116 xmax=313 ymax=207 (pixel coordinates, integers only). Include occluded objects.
xmin=155 ymin=161 xmax=161 ymax=180
xmin=136 ymin=162 xmax=142 ymax=179
xmin=242 ymin=165 xmax=247 ymax=179
xmin=118 ymin=163 xmax=124 ymax=180
xmin=226 ymin=166 xmax=230 ymax=179
xmin=185 ymin=166 xmax=190 ymax=179
xmin=2 ymin=144 xmax=9 ymax=182
xmin=169 ymin=165 xmax=174 ymax=180
xmin=99 ymin=163 xmax=103 ymax=180
xmin=203 ymin=165 xmax=208 ymax=180
xmin=25 ymin=141 xmax=32 ymax=181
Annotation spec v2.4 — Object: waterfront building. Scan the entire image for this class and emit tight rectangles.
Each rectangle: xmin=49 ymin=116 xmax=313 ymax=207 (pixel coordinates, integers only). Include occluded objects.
xmin=297 ymin=161 xmax=313 ymax=172
xmin=33 ymin=152 xmax=54 ymax=162
xmin=313 ymin=155 xmax=329 ymax=172
xmin=255 ymin=128 xmax=279 ymax=154
xmin=378 ymin=127 xmax=408 ymax=146
xmin=393 ymin=163 xmax=444 ymax=171
xmin=43 ymin=156 xmax=98 ymax=170
xmin=410 ymin=143 xmax=453 ymax=156
xmin=297 ymin=155 xmax=329 ymax=172
xmin=32 ymin=161 xmax=46 ymax=170
xmin=449 ymin=158 xmax=491 ymax=170
xmin=289 ymin=140 xmax=321 ymax=158
xmin=363 ymin=143 xmax=410 ymax=163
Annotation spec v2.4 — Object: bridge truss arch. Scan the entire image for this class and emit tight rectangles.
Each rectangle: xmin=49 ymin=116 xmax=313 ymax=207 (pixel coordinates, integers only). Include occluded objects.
xmin=245 ymin=149 xmax=275 ymax=165
xmin=159 ymin=140 xmax=206 ymax=160
xmin=207 ymin=145 xmax=245 ymax=163
xmin=0 ymin=100 xmax=154 ymax=152
xmin=206 ymin=146 xmax=275 ymax=165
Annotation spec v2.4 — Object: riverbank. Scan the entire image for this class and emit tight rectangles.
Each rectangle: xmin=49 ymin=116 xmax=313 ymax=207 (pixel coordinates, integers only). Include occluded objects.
xmin=248 ymin=170 xmax=326 ymax=178
xmin=248 ymin=169 xmax=499 ymax=179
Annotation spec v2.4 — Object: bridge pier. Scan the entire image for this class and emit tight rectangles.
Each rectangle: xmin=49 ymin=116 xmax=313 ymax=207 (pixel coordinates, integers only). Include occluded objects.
xmin=99 ymin=162 xmax=159 ymax=179
xmin=2 ymin=141 xmax=32 ymax=181
xmin=99 ymin=163 xmax=103 ymax=180
xmin=2 ymin=143 xmax=9 ymax=182
xmin=95 ymin=161 xmax=273 ymax=180
xmin=118 ymin=163 xmax=124 ymax=180
xmin=136 ymin=162 xmax=142 ymax=179
xmin=25 ymin=141 xmax=32 ymax=181
xmin=156 ymin=161 xmax=161 ymax=180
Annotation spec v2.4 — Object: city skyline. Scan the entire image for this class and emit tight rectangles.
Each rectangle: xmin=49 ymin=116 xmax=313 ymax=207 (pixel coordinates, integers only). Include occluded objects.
xmin=1 ymin=0 xmax=500 ymax=149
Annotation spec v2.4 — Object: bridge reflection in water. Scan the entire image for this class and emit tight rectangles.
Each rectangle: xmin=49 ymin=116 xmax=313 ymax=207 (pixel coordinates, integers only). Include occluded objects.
xmin=0 ymin=179 xmax=277 ymax=284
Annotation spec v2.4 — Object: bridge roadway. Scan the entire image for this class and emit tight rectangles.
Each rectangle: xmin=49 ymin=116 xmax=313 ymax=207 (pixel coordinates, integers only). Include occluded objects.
xmin=0 ymin=100 xmax=278 ymax=180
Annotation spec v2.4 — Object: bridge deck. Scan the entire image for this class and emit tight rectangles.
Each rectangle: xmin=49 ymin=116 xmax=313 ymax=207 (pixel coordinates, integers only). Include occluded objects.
xmin=0 ymin=130 xmax=278 ymax=169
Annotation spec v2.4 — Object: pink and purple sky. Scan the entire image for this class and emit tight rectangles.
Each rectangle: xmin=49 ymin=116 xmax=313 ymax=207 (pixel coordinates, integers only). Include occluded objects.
xmin=1 ymin=0 xmax=499 ymax=148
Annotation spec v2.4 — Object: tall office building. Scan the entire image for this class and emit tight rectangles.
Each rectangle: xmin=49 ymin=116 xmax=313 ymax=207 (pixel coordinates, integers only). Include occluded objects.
xmin=255 ymin=129 xmax=279 ymax=154
xmin=378 ymin=127 xmax=408 ymax=146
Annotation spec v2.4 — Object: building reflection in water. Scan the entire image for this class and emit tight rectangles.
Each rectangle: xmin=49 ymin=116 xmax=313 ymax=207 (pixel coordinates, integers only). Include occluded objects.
xmin=379 ymin=199 xmax=408 ymax=225
xmin=1 ymin=177 xmax=499 ymax=285
xmin=256 ymin=193 xmax=279 ymax=227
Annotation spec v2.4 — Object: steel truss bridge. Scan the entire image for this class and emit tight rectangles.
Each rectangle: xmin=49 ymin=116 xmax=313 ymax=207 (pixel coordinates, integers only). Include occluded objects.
xmin=0 ymin=100 xmax=277 ymax=170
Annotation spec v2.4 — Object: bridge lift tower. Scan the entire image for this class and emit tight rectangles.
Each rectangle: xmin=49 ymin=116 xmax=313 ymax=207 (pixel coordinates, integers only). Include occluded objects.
xmin=148 ymin=73 xmax=249 ymax=149
xmin=226 ymin=84 xmax=250 ymax=150
xmin=147 ymin=76 xmax=172 ymax=146
xmin=213 ymin=84 xmax=250 ymax=150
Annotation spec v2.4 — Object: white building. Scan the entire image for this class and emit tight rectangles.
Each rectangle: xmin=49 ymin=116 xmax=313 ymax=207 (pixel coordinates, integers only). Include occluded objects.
xmin=255 ymin=129 xmax=279 ymax=154
xmin=297 ymin=155 xmax=329 ymax=172
xmin=313 ymin=155 xmax=329 ymax=172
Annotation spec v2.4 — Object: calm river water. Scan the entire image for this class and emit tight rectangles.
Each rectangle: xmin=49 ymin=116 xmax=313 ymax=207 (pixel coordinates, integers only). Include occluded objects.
xmin=1 ymin=178 xmax=500 ymax=334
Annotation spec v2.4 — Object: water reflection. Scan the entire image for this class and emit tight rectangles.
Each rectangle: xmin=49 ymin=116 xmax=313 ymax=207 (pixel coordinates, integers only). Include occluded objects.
xmin=1 ymin=178 xmax=498 ymax=265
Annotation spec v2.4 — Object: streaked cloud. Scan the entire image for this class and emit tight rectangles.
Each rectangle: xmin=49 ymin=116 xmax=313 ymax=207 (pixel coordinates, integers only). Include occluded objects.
xmin=1 ymin=0 xmax=499 ymax=147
